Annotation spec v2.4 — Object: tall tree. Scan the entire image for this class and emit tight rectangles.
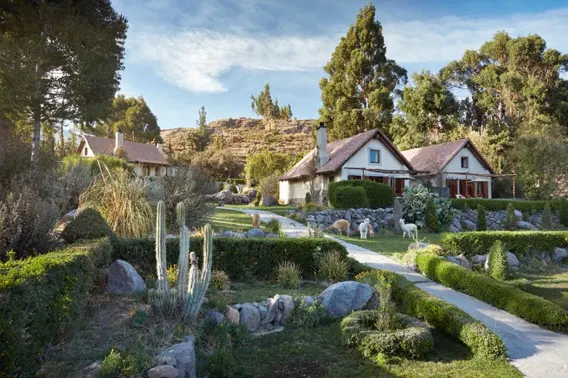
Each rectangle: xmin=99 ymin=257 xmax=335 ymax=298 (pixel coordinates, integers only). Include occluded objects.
xmin=317 ymin=4 xmax=407 ymax=140
xmin=0 ymin=0 xmax=127 ymax=171
xmin=251 ymin=83 xmax=293 ymax=120
xmin=93 ymin=95 xmax=159 ymax=143
xmin=190 ymin=105 xmax=210 ymax=152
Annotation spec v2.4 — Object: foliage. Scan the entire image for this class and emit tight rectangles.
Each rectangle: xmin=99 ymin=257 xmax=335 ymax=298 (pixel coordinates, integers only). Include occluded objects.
xmin=504 ymin=203 xmax=517 ymax=230
xmin=250 ymin=83 xmax=292 ymax=120
xmin=62 ymin=208 xmax=113 ymax=243
xmin=93 ymin=95 xmax=160 ymax=143
xmin=290 ymin=298 xmax=331 ymax=328
xmin=476 ymin=205 xmax=487 ymax=231
xmin=314 ymin=250 xmax=350 ymax=283
xmin=424 ymin=199 xmax=439 ymax=232
xmin=305 ymin=192 xmax=312 ymax=203
xmin=440 ymin=231 xmax=568 ymax=258
xmin=197 ymin=322 xmax=249 ymax=378
xmin=244 ymin=149 xmax=295 ymax=186
xmin=560 ymin=200 xmax=568 ymax=227
xmin=542 ymin=202 xmax=553 ymax=229
xmin=317 ymin=4 xmax=407 ymax=140
xmin=98 ymin=343 xmax=152 ymax=378
xmin=415 ymin=252 xmax=568 ymax=331
xmin=263 ymin=218 xmax=281 ymax=234
xmin=112 ymin=237 xmax=347 ymax=281
xmin=328 ymin=180 xmax=394 ymax=209
xmin=356 ymin=270 xmax=506 ymax=359
xmin=258 ymin=173 xmax=280 ymax=197
xmin=299 ymin=202 xmax=325 ymax=213
xmin=211 ymin=270 xmax=231 ymax=291
xmin=401 ymin=184 xmax=455 ymax=228
xmin=190 ymin=149 xmax=241 ymax=180
xmin=451 ymin=198 xmax=563 ymax=213
xmin=0 ymin=239 xmax=112 ymax=376
xmin=188 ymin=106 xmax=211 ymax=152
xmin=487 ymin=241 xmax=510 ymax=281
xmin=253 ymin=191 xmax=262 ymax=207
xmin=276 ymin=261 xmax=302 ymax=289
xmin=334 ymin=186 xmax=368 ymax=209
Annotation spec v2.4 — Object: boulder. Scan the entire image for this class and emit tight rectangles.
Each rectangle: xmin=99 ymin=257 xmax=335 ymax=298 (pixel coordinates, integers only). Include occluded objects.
xmin=383 ymin=213 xmax=394 ymax=225
xmin=278 ymin=295 xmax=295 ymax=325
xmin=81 ymin=360 xmax=103 ymax=378
xmin=472 ymin=254 xmax=488 ymax=265
xmin=257 ymin=304 xmax=268 ymax=321
xmin=552 ymin=247 xmax=568 ymax=262
xmin=408 ymin=242 xmax=429 ymax=251
xmin=447 ymin=254 xmax=471 ymax=269
xmin=461 ymin=220 xmax=476 ymax=231
xmin=222 ymin=230 xmax=245 ymax=238
xmin=148 ymin=365 xmax=179 ymax=378
xmin=449 ymin=226 xmax=460 ymax=233
xmin=239 ymin=303 xmax=261 ymax=332
xmin=261 ymin=195 xmax=279 ymax=207
xmin=507 ymin=252 xmax=520 ymax=267
xmin=204 ymin=310 xmax=225 ymax=325
xmin=247 ymin=189 xmax=258 ymax=201
xmin=224 ymin=306 xmax=240 ymax=325
xmin=155 ymin=340 xmax=196 ymax=378
xmin=451 ymin=217 xmax=462 ymax=231
xmin=319 ymin=281 xmax=374 ymax=318
xmin=107 ymin=260 xmax=146 ymax=295
xmin=517 ymin=221 xmax=538 ymax=231
xmin=216 ymin=190 xmax=234 ymax=202
xmin=514 ymin=209 xmax=522 ymax=219
xmin=246 ymin=228 xmax=265 ymax=238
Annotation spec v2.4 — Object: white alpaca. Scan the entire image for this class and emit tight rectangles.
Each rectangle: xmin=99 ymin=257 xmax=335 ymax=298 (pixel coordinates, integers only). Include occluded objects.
xmin=399 ymin=219 xmax=417 ymax=239
xmin=358 ymin=218 xmax=370 ymax=239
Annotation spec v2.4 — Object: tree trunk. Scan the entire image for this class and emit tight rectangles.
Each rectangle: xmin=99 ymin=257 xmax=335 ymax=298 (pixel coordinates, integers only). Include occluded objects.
xmin=31 ymin=75 xmax=42 ymax=172
xmin=59 ymin=122 xmax=65 ymax=154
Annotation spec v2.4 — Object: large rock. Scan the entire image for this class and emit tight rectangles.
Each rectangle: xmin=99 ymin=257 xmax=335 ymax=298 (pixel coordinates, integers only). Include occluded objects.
xmin=216 ymin=190 xmax=234 ymax=202
xmin=247 ymin=189 xmax=258 ymax=201
xmin=447 ymin=255 xmax=471 ymax=269
xmin=472 ymin=254 xmax=488 ymax=265
xmin=224 ymin=306 xmax=240 ymax=325
xmin=319 ymin=281 xmax=374 ymax=318
xmin=148 ymin=365 xmax=179 ymax=378
xmin=155 ymin=339 xmax=196 ymax=378
xmin=239 ymin=303 xmax=261 ymax=332
xmin=278 ymin=295 xmax=295 ymax=325
xmin=81 ymin=360 xmax=103 ymax=378
xmin=204 ymin=310 xmax=225 ymax=325
xmin=261 ymin=195 xmax=279 ymax=207
xmin=514 ymin=209 xmax=522 ymax=219
xmin=517 ymin=221 xmax=538 ymax=230
xmin=246 ymin=228 xmax=265 ymax=238
xmin=451 ymin=217 xmax=462 ymax=231
xmin=107 ymin=260 xmax=146 ymax=295
xmin=408 ymin=242 xmax=429 ymax=251
xmin=552 ymin=247 xmax=568 ymax=262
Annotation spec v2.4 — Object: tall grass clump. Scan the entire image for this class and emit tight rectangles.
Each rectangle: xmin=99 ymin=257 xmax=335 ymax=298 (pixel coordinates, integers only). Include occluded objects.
xmin=315 ymin=250 xmax=349 ymax=283
xmin=79 ymin=167 xmax=153 ymax=237
xmin=264 ymin=218 xmax=281 ymax=234
xmin=276 ymin=261 xmax=302 ymax=288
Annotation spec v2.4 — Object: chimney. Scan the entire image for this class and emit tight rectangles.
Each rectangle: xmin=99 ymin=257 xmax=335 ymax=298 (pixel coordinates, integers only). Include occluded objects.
xmin=114 ymin=129 xmax=124 ymax=153
xmin=156 ymin=142 xmax=163 ymax=154
xmin=316 ymin=122 xmax=329 ymax=168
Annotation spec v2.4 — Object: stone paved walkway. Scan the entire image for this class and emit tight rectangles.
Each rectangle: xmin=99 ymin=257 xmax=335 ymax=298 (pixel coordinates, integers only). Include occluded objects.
xmin=224 ymin=207 xmax=568 ymax=378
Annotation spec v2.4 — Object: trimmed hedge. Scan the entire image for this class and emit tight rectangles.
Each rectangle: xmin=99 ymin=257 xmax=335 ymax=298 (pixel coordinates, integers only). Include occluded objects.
xmin=334 ymin=186 xmax=368 ymax=209
xmin=111 ymin=237 xmax=347 ymax=280
xmin=62 ymin=208 xmax=114 ymax=243
xmin=329 ymin=180 xmax=394 ymax=209
xmin=415 ymin=253 xmax=568 ymax=332
xmin=0 ymin=239 xmax=112 ymax=376
xmin=440 ymin=231 xmax=568 ymax=258
xmin=451 ymin=198 xmax=563 ymax=212
xmin=356 ymin=270 xmax=506 ymax=359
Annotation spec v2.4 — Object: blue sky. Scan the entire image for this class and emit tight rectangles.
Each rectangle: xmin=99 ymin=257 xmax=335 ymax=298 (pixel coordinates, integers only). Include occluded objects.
xmin=112 ymin=0 xmax=568 ymax=129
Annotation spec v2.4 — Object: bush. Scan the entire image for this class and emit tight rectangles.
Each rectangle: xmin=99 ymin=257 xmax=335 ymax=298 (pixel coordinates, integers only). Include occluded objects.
xmin=542 ymin=202 xmax=553 ymax=229
xmin=328 ymin=180 xmax=394 ymax=209
xmin=451 ymin=198 xmax=562 ymax=213
xmin=315 ymin=250 xmax=350 ymax=282
xmin=356 ymin=270 xmax=506 ymax=359
xmin=424 ymin=199 xmax=438 ymax=232
xmin=560 ymin=200 xmax=568 ymax=227
xmin=487 ymin=241 xmax=509 ymax=280
xmin=300 ymin=202 xmax=324 ymax=213
xmin=276 ymin=261 xmax=302 ymax=288
xmin=253 ymin=191 xmax=261 ymax=207
xmin=476 ymin=205 xmax=487 ymax=231
xmin=415 ymin=253 xmax=568 ymax=331
xmin=290 ymin=298 xmax=331 ymax=328
xmin=504 ymin=203 xmax=517 ymax=230
xmin=0 ymin=239 xmax=112 ymax=376
xmin=305 ymin=192 xmax=312 ymax=203
xmin=61 ymin=208 xmax=113 ymax=243
xmin=401 ymin=184 xmax=454 ymax=228
xmin=440 ymin=231 xmax=568 ymax=258
xmin=211 ymin=270 xmax=231 ymax=291
xmin=112 ymin=237 xmax=347 ymax=280
xmin=334 ymin=186 xmax=368 ymax=209
xmin=263 ymin=218 xmax=281 ymax=234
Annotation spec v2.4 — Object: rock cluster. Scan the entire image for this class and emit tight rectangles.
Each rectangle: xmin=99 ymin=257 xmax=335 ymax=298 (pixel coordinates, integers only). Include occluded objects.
xmin=222 ymin=294 xmax=296 ymax=333
xmin=299 ymin=208 xmax=394 ymax=234
xmin=204 ymin=189 xmax=252 ymax=205
xmin=449 ymin=209 xmax=559 ymax=232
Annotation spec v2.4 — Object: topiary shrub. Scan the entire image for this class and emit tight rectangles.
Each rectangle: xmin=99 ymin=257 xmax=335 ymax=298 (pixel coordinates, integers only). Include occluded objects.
xmin=334 ymin=186 xmax=368 ymax=209
xmin=487 ymin=240 xmax=509 ymax=281
xmin=424 ymin=199 xmax=438 ymax=232
xmin=62 ymin=208 xmax=114 ymax=243
xmin=504 ymin=203 xmax=517 ymax=230
xmin=328 ymin=180 xmax=394 ymax=209
xmin=560 ymin=200 xmax=568 ymax=227
xmin=476 ymin=205 xmax=487 ymax=231
xmin=542 ymin=202 xmax=552 ymax=229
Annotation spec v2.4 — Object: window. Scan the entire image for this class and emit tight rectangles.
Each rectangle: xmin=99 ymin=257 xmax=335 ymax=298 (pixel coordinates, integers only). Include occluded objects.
xmin=84 ymin=147 xmax=88 ymax=156
xmin=369 ymin=149 xmax=381 ymax=164
xmin=461 ymin=156 xmax=469 ymax=168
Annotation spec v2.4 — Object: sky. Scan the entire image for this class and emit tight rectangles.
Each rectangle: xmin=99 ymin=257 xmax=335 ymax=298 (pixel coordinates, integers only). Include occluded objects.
xmin=112 ymin=0 xmax=568 ymax=130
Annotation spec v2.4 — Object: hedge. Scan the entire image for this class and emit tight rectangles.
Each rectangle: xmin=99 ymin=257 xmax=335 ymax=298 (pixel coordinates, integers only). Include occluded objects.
xmin=61 ymin=208 xmax=114 ymax=243
xmin=440 ymin=231 xmax=568 ymax=258
xmin=329 ymin=180 xmax=394 ymax=209
xmin=415 ymin=253 xmax=568 ymax=332
xmin=112 ymin=237 xmax=347 ymax=280
xmin=451 ymin=198 xmax=563 ymax=212
xmin=356 ymin=270 xmax=506 ymax=359
xmin=334 ymin=186 xmax=368 ymax=209
xmin=0 ymin=239 xmax=112 ymax=377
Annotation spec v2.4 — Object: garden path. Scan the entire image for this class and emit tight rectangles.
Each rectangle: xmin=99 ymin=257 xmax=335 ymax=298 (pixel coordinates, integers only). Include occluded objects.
xmin=224 ymin=207 xmax=568 ymax=378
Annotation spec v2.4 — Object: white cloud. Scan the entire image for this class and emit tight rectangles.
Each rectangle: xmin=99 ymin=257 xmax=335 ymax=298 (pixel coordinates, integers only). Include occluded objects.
xmin=128 ymin=7 xmax=568 ymax=93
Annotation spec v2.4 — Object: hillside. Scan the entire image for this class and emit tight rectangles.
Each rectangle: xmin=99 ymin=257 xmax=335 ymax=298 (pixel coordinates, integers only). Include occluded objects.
xmin=161 ymin=117 xmax=316 ymax=168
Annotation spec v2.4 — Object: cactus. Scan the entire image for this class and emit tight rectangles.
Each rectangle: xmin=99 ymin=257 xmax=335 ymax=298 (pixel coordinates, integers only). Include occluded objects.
xmin=148 ymin=288 xmax=178 ymax=317
xmin=176 ymin=202 xmax=190 ymax=303
xmin=155 ymin=201 xmax=168 ymax=291
xmin=182 ymin=224 xmax=213 ymax=319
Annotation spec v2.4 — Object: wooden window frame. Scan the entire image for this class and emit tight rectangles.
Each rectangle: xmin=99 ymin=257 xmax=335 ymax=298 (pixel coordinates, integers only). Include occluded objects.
xmin=461 ymin=156 xmax=469 ymax=168
xmin=369 ymin=149 xmax=381 ymax=164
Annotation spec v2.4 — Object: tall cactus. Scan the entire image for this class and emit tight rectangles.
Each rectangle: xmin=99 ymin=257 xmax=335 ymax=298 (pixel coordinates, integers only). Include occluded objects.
xmin=177 ymin=202 xmax=190 ymax=303
xmin=155 ymin=201 xmax=168 ymax=291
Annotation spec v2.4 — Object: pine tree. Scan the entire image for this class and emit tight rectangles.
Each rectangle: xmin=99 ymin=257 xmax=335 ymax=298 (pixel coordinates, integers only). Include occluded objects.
xmin=476 ymin=205 xmax=487 ymax=231
xmin=487 ymin=240 xmax=510 ymax=281
xmin=504 ymin=203 xmax=517 ymax=230
xmin=251 ymin=83 xmax=292 ymax=120
xmin=425 ymin=199 xmax=439 ymax=232
xmin=542 ymin=202 xmax=552 ymax=229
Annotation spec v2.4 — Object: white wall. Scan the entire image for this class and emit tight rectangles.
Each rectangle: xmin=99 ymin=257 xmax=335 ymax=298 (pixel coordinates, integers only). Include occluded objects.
xmin=339 ymin=139 xmax=410 ymax=180
xmin=443 ymin=146 xmax=492 ymax=198
xmin=279 ymin=180 xmax=310 ymax=204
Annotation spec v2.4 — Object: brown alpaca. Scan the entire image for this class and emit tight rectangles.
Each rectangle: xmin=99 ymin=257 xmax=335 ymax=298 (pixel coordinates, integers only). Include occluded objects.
xmin=326 ymin=219 xmax=351 ymax=236
xmin=367 ymin=223 xmax=375 ymax=238
xmin=252 ymin=213 xmax=261 ymax=228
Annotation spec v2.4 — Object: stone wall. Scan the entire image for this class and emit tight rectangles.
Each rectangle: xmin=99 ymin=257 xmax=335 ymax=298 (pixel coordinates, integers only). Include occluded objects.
xmin=301 ymin=208 xmax=395 ymax=232
xmin=449 ymin=209 xmax=559 ymax=232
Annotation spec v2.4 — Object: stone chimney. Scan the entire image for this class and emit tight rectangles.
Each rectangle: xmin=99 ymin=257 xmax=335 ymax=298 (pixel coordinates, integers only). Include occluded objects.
xmin=316 ymin=122 xmax=329 ymax=168
xmin=156 ymin=141 xmax=163 ymax=154
xmin=114 ymin=129 xmax=124 ymax=153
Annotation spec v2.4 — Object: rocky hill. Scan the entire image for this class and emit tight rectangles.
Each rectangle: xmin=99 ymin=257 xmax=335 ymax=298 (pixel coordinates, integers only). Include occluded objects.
xmin=161 ymin=117 xmax=316 ymax=167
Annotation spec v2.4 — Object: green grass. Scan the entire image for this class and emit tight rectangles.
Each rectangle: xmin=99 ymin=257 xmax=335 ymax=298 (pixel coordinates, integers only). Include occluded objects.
xmin=338 ymin=232 xmax=443 ymax=257
xmin=517 ymin=266 xmax=568 ymax=311
xmin=225 ymin=204 xmax=298 ymax=216
xmin=210 ymin=208 xmax=253 ymax=231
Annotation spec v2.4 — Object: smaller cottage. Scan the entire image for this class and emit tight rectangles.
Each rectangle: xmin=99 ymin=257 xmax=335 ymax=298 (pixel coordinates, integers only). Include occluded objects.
xmin=401 ymin=139 xmax=495 ymax=198
xmin=77 ymin=130 xmax=170 ymax=176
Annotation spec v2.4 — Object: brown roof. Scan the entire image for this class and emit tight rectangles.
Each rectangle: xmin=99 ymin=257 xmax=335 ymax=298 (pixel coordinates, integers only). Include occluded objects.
xmin=401 ymin=138 xmax=495 ymax=175
xmin=280 ymin=128 xmax=413 ymax=181
xmin=79 ymin=135 xmax=169 ymax=165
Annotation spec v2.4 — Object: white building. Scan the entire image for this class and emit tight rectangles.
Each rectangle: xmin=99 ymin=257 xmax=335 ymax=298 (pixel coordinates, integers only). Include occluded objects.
xmin=401 ymin=139 xmax=495 ymax=198
xmin=279 ymin=123 xmax=415 ymax=204
xmin=77 ymin=130 xmax=170 ymax=176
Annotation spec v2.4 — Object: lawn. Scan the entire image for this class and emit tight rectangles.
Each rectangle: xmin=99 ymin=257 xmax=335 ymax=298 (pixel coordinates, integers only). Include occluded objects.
xmin=337 ymin=232 xmax=443 ymax=256
xmin=517 ymin=266 xmax=568 ymax=311
xmin=209 ymin=208 xmax=253 ymax=231
xmin=224 ymin=204 xmax=298 ymax=216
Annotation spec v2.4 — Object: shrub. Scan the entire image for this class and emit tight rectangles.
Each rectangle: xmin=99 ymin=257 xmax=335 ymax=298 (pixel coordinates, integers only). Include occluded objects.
xmin=253 ymin=191 xmax=261 ymax=207
xmin=99 ymin=343 xmax=152 ymax=378
xmin=328 ymin=180 xmax=394 ymax=209
xmin=0 ymin=239 xmax=112 ymax=376
xmin=504 ymin=203 xmax=517 ymax=230
xmin=211 ymin=270 xmax=231 ymax=291
xmin=415 ymin=253 xmax=568 ymax=331
xmin=451 ymin=198 xmax=562 ymax=213
xmin=487 ymin=241 xmax=509 ymax=280
xmin=356 ymin=270 xmax=506 ymax=359
xmin=300 ymin=202 xmax=323 ymax=213
xmin=476 ymin=205 xmax=487 ymax=231
xmin=560 ymin=200 xmax=568 ymax=227
xmin=440 ymin=231 xmax=568 ymax=258
xmin=263 ymin=218 xmax=281 ymax=234
xmin=305 ymin=192 xmax=312 ymax=203
xmin=290 ymin=298 xmax=331 ymax=328
xmin=401 ymin=184 xmax=454 ymax=228
xmin=542 ymin=202 xmax=553 ymax=229
xmin=424 ymin=199 xmax=438 ymax=232
xmin=61 ymin=208 xmax=113 ymax=243
xmin=334 ymin=186 xmax=368 ymax=209
xmin=112 ymin=237 xmax=347 ymax=280
xmin=315 ymin=250 xmax=350 ymax=282
xmin=276 ymin=261 xmax=302 ymax=288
